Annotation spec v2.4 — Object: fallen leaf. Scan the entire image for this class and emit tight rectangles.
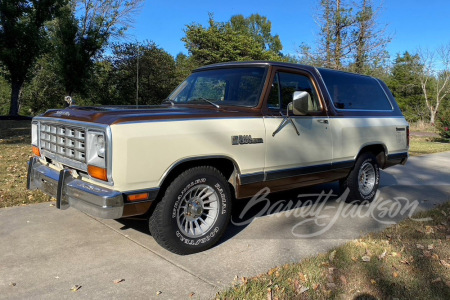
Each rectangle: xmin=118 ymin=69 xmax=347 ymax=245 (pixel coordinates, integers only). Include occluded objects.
xmin=298 ymin=273 xmax=306 ymax=282
xmin=340 ymin=275 xmax=348 ymax=285
xmin=400 ymin=259 xmax=410 ymax=265
xmin=416 ymin=244 xmax=425 ymax=249
xmin=431 ymin=278 xmax=442 ymax=284
xmin=432 ymin=254 xmax=439 ymax=260
xmin=427 ymin=244 xmax=434 ymax=250
xmin=329 ymin=250 xmax=336 ymax=262
xmin=313 ymin=283 xmax=320 ymax=290
xmin=378 ymin=250 xmax=387 ymax=260
xmin=425 ymin=226 xmax=434 ymax=234
xmin=328 ymin=267 xmax=335 ymax=275
xmin=326 ymin=282 xmax=336 ymax=289
xmin=393 ymin=272 xmax=399 ymax=278
xmin=156 ymin=291 xmax=162 ymax=295
xmin=361 ymin=255 xmax=371 ymax=262
xmin=294 ymin=279 xmax=309 ymax=294
xmin=351 ymin=257 xmax=358 ymax=262
xmin=70 ymin=285 xmax=81 ymax=292
xmin=371 ymin=279 xmax=377 ymax=285
xmin=298 ymin=286 xmax=309 ymax=294
xmin=113 ymin=279 xmax=125 ymax=284
xmin=423 ymin=250 xmax=432 ymax=257
xmin=440 ymin=260 xmax=450 ymax=268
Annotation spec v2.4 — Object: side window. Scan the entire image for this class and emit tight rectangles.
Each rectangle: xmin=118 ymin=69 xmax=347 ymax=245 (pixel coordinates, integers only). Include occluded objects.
xmin=319 ymin=69 xmax=393 ymax=110
xmin=268 ymin=72 xmax=322 ymax=113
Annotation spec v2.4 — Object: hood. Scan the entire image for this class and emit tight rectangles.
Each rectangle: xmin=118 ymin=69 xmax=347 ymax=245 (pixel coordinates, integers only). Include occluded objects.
xmin=41 ymin=104 xmax=261 ymax=125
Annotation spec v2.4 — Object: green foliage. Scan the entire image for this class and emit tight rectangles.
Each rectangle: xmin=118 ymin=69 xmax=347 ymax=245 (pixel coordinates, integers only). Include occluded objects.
xmin=387 ymin=52 xmax=426 ymax=122
xmin=92 ymin=41 xmax=178 ymax=106
xmin=436 ymin=109 xmax=450 ymax=139
xmin=182 ymin=14 xmax=284 ymax=66
xmin=0 ymin=0 xmax=67 ymax=115
xmin=174 ymin=53 xmax=199 ymax=83
xmin=230 ymin=14 xmax=282 ymax=53
xmin=53 ymin=0 xmax=144 ymax=96
xmin=0 ymin=65 xmax=11 ymax=115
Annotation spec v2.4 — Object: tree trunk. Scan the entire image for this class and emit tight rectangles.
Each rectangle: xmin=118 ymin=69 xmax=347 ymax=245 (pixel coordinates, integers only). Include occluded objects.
xmin=8 ymin=80 xmax=23 ymax=116
xmin=430 ymin=110 xmax=436 ymax=125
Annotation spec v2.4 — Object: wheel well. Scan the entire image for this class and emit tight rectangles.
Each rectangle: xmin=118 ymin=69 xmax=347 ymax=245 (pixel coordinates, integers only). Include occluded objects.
xmin=157 ymin=158 xmax=237 ymax=201
xmin=358 ymin=144 xmax=386 ymax=168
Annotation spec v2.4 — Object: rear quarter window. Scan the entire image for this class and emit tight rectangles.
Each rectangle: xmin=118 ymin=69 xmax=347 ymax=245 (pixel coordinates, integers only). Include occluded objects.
xmin=319 ymin=69 xmax=393 ymax=111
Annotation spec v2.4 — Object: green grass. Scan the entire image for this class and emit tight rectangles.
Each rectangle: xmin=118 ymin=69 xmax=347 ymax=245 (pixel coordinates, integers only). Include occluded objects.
xmin=216 ymin=202 xmax=450 ymax=299
xmin=409 ymin=136 xmax=450 ymax=156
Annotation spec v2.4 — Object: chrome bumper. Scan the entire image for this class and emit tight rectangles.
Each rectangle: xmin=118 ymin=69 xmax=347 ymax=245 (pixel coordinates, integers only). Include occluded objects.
xmin=27 ymin=157 xmax=124 ymax=219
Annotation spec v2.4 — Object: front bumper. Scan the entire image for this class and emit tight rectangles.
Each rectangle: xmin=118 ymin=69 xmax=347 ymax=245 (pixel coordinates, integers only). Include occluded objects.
xmin=27 ymin=157 xmax=123 ymax=219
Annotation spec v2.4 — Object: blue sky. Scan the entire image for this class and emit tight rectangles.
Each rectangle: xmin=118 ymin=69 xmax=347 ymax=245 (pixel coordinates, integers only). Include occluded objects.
xmin=125 ymin=0 xmax=450 ymax=60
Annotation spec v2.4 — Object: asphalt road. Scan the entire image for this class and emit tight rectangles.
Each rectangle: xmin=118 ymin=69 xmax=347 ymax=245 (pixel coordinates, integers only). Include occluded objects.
xmin=1 ymin=152 xmax=449 ymax=299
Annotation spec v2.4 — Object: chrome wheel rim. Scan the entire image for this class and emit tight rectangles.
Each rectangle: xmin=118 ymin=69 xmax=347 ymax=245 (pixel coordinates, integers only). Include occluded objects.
xmin=176 ymin=184 xmax=219 ymax=238
xmin=358 ymin=162 xmax=376 ymax=196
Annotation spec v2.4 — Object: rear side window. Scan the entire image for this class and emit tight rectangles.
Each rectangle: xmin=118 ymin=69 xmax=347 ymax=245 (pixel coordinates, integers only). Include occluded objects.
xmin=319 ymin=69 xmax=393 ymax=110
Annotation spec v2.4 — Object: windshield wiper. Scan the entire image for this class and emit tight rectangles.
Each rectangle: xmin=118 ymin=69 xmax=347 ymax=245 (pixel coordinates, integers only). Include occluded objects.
xmin=189 ymin=98 xmax=220 ymax=109
xmin=162 ymin=99 xmax=175 ymax=107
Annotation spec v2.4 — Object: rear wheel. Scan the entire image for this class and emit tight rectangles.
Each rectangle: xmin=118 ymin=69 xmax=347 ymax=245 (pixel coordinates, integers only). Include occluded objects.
xmin=149 ymin=166 xmax=231 ymax=255
xmin=340 ymin=153 xmax=380 ymax=203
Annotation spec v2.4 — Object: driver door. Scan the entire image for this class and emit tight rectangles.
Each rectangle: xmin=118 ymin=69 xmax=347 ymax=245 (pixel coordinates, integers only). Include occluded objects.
xmin=263 ymin=70 xmax=333 ymax=181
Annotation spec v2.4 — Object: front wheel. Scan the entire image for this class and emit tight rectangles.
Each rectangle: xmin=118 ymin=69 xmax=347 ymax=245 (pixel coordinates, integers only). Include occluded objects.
xmin=149 ymin=166 xmax=232 ymax=255
xmin=340 ymin=153 xmax=380 ymax=203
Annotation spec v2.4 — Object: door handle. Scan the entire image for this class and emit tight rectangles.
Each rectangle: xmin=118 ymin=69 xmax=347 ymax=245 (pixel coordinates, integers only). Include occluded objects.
xmin=317 ymin=119 xmax=329 ymax=124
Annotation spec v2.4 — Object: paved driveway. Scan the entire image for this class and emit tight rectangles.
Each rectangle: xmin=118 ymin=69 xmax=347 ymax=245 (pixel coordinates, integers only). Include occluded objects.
xmin=1 ymin=152 xmax=449 ymax=299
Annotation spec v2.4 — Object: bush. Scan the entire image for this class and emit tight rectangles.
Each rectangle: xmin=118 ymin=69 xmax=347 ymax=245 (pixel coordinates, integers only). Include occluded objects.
xmin=436 ymin=109 xmax=450 ymax=139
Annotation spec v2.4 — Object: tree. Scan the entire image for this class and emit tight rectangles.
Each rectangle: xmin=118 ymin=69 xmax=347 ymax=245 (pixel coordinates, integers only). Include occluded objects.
xmin=0 ymin=0 xmax=66 ymax=116
xmin=300 ymin=0 xmax=390 ymax=73
xmin=93 ymin=42 xmax=178 ymax=106
xmin=300 ymin=0 xmax=354 ymax=69
xmin=183 ymin=14 xmax=284 ymax=65
xmin=417 ymin=45 xmax=450 ymax=124
xmin=388 ymin=52 xmax=425 ymax=122
xmin=54 ymin=0 xmax=144 ymax=96
xmin=351 ymin=0 xmax=391 ymax=74
xmin=230 ymin=14 xmax=282 ymax=54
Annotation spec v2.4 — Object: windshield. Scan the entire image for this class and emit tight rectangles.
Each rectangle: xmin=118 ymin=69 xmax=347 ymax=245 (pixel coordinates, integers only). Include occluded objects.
xmin=168 ymin=67 xmax=267 ymax=107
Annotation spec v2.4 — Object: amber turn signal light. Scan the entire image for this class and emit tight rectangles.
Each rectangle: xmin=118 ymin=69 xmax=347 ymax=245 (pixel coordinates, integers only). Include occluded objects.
xmin=128 ymin=193 xmax=149 ymax=202
xmin=32 ymin=146 xmax=41 ymax=157
xmin=88 ymin=165 xmax=108 ymax=181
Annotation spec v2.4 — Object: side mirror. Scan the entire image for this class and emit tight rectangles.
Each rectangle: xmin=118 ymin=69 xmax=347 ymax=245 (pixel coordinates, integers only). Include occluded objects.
xmin=292 ymin=91 xmax=310 ymax=115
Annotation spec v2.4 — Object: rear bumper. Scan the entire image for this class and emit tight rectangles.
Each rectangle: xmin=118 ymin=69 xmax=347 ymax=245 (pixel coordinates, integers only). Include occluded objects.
xmin=384 ymin=152 xmax=409 ymax=169
xmin=27 ymin=157 xmax=124 ymax=219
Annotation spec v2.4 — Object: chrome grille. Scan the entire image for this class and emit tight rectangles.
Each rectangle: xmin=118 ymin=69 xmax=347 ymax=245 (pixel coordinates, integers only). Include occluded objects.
xmin=40 ymin=123 xmax=86 ymax=163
